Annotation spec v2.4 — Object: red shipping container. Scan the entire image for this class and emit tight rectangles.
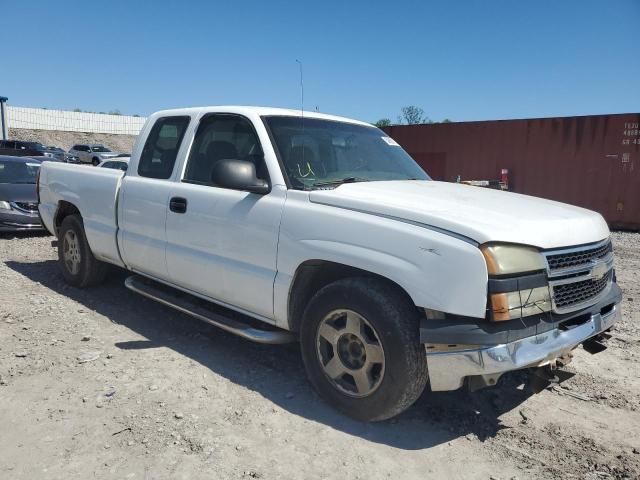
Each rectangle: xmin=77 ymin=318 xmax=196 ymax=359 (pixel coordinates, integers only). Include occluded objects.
xmin=384 ymin=113 xmax=640 ymax=230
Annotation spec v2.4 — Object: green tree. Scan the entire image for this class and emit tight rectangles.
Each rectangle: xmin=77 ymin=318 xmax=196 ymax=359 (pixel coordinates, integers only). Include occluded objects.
xmin=441 ymin=118 xmax=452 ymax=123
xmin=374 ymin=118 xmax=392 ymax=128
xmin=108 ymin=109 xmax=122 ymax=116
xmin=398 ymin=106 xmax=429 ymax=125
xmin=73 ymin=108 xmax=82 ymax=112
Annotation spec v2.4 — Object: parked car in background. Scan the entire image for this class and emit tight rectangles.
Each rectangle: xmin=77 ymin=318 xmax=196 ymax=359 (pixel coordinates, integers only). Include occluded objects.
xmin=68 ymin=144 xmax=119 ymax=165
xmin=64 ymin=153 xmax=81 ymax=163
xmin=0 ymin=156 xmax=43 ymax=232
xmin=47 ymin=146 xmax=65 ymax=155
xmin=0 ymin=140 xmax=65 ymax=161
xmin=99 ymin=156 xmax=129 ymax=171
xmin=46 ymin=145 xmax=81 ymax=163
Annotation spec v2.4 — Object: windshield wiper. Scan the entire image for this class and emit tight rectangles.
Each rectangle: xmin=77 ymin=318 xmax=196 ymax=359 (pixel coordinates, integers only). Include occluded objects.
xmin=311 ymin=177 xmax=366 ymax=188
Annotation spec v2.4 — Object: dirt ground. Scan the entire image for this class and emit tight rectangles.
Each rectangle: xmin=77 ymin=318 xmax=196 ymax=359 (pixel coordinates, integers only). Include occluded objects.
xmin=0 ymin=231 xmax=639 ymax=480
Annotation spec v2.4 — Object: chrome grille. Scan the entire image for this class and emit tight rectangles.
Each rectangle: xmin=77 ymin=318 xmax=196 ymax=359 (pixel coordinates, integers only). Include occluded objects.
xmin=546 ymin=241 xmax=612 ymax=271
xmin=552 ymin=271 xmax=611 ymax=310
xmin=544 ymin=239 xmax=614 ymax=313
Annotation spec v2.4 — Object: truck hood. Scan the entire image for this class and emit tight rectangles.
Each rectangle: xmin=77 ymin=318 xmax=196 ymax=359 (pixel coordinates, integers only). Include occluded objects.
xmin=308 ymin=181 xmax=609 ymax=249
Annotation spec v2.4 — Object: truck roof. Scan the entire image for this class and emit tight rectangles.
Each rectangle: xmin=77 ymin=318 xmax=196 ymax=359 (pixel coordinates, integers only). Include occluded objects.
xmin=149 ymin=106 xmax=374 ymax=127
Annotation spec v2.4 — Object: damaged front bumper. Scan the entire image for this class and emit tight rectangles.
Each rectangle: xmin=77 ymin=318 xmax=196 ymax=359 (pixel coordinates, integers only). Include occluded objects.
xmin=424 ymin=284 xmax=622 ymax=392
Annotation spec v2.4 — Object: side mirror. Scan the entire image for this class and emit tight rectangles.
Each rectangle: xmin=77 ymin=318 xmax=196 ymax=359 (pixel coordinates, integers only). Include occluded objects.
xmin=211 ymin=159 xmax=270 ymax=194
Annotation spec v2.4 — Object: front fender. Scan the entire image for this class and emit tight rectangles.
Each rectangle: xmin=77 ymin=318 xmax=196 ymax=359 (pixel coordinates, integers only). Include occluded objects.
xmin=273 ymin=193 xmax=489 ymax=329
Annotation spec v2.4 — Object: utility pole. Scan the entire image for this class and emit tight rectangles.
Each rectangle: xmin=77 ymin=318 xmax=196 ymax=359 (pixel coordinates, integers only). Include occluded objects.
xmin=0 ymin=96 xmax=8 ymax=140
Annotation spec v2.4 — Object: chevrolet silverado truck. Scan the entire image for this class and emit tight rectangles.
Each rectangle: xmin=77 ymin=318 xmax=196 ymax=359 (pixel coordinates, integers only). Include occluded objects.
xmin=37 ymin=106 xmax=622 ymax=421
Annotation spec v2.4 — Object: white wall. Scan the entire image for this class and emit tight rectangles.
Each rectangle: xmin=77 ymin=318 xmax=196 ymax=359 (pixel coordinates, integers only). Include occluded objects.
xmin=6 ymin=106 xmax=146 ymax=135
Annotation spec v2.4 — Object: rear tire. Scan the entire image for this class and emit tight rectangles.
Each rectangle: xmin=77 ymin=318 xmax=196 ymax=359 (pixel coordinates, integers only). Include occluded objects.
xmin=58 ymin=214 xmax=106 ymax=288
xmin=91 ymin=157 xmax=100 ymax=166
xmin=300 ymin=277 xmax=428 ymax=422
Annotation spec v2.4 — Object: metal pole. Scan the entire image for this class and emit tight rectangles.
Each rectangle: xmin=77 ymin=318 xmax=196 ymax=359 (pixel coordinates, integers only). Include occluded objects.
xmin=0 ymin=96 xmax=8 ymax=140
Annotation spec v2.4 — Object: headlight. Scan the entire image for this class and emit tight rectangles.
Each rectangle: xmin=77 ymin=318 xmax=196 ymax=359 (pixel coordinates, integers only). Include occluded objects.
xmin=481 ymin=243 xmax=550 ymax=321
xmin=480 ymin=244 xmax=545 ymax=275
xmin=0 ymin=201 xmax=11 ymax=210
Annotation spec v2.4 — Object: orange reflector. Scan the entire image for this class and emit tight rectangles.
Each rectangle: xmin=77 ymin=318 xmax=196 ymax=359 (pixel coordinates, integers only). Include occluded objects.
xmin=490 ymin=293 xmax=511 ymax=322
xmin=481 ymin=247 xmax=499 ymax=275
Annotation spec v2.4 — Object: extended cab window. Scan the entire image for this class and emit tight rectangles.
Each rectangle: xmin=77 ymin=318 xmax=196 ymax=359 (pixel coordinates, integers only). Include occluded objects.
xmin=183 ymin=114 xmax=268 ymax=185
xmin=138 ymin=116 xmax=190 ymax=179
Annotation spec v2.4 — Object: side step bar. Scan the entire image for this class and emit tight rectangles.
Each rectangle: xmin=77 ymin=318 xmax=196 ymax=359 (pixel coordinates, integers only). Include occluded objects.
xmin=124 ymin=275 xmax=296 ymax=345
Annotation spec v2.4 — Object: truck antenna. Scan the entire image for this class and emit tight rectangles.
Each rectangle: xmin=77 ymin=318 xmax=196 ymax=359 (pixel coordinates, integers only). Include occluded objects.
xmin=295 ymin=59 xmax=306 ymax=171
xmin=295 ymin=59 xmax=304 ymax=114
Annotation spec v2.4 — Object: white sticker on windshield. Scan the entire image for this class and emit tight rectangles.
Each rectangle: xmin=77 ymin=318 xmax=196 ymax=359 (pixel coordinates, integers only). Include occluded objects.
xmin=381 ymin=136 xmax=400 ymax=146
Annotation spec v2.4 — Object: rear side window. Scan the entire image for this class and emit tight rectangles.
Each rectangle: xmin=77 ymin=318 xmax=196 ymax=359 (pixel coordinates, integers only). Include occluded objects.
xmin=138 ymin=116 xmax=190 ymax=179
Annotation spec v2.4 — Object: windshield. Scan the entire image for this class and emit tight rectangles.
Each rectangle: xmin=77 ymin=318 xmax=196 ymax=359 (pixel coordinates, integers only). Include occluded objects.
xmin=0 ymin=161 xmax=41 ymax=184
xmin=263 ymin=116 xmax=429 ymax=189
xmin=90 ymin=146 xmax=111 ymax=152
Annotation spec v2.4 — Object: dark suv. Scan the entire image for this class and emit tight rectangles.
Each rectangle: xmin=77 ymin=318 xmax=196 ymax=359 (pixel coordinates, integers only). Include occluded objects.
xmin=0 ymin=140 xmax=65 ymax=161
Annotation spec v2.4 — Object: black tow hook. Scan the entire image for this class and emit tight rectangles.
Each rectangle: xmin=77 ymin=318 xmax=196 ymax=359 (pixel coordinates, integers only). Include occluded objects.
xmin=582 ymin=333 xmax=610 ymax=355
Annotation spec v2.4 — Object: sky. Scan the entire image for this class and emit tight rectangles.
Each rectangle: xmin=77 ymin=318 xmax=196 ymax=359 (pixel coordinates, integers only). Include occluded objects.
xmin=2 ymin=0 xmax=639 ymax=123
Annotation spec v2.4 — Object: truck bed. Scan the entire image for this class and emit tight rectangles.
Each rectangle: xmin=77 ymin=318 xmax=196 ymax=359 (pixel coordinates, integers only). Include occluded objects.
xmin=38 ymin=162 xmax=125 ymax=267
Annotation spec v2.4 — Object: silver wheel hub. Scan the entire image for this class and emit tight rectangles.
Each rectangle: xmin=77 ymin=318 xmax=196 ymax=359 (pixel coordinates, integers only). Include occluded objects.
xmin=62 ymin=230 xmax=81 ymax=275
xmin=316 ymin=309 xmax=385 ymax=397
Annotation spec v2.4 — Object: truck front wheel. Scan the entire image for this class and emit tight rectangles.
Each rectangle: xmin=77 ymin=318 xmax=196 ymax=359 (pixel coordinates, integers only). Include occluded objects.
xmin=58 ymin=214 xmax=106 ymax=288
xmin=300 ymin=277 xmax=428 ymax=421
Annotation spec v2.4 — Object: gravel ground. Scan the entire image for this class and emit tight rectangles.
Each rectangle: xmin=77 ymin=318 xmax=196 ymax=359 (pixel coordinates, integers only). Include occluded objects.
xmin=0 ymin=231 xmax=639 ymax=479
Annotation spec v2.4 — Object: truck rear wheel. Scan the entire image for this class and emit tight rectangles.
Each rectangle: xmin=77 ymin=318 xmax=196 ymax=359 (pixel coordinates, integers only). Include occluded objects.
xmin=300 ymin=277 xmax=428 ymax=421
xmin=58 ymin=214 xmax=106 ymax=288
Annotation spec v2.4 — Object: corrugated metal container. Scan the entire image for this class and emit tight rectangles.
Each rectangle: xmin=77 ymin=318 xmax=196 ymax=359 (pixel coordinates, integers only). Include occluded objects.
xmin=384 ymin=113 xmax=640 ymax=230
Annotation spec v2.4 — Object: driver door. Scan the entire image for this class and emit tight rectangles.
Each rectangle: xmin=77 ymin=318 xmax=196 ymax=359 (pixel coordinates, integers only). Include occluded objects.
xmin=165 ymin=113 xmax=285 ymax=320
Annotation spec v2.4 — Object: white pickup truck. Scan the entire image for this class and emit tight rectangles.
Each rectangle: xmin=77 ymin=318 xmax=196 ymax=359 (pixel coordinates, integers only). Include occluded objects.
xmin=37 ymin=106 xmax=622 ymax=421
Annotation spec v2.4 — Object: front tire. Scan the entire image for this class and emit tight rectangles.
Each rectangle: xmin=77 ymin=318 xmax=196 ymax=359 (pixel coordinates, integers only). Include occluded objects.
xmin=58 ymin=215 xmax=106 ymax=288
xmin=300 ymin=277 xmax=428 ymax=421
xmin=91 ymin=157 xmax=100 ymax=166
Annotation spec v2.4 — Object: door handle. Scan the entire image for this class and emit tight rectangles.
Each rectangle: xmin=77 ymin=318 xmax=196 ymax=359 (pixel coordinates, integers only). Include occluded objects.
xmin=169 ymin=197 xmax=187 ymax=214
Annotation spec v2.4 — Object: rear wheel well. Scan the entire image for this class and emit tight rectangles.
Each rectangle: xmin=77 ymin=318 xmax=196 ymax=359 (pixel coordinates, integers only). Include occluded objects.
xmin=54 ymin=201 xmax=81 ymax=236
xmin=288 ymin=260 xmax=415 ymax=332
